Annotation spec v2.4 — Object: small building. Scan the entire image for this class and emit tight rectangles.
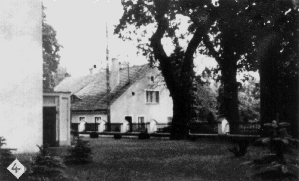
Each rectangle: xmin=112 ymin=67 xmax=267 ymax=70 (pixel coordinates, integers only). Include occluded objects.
xmin=55 ymin=59 xmax=173 ymax=133
xmin=43 ymin=92 xmax=71 ymax=147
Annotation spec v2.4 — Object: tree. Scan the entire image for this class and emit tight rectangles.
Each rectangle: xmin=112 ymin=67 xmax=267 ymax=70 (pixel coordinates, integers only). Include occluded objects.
xmin=248 ymin=1 xmax=299 ymax=137
xmin=115 ymin=0 xmax=262 ymax=137
xmin=43 ymin=6 xmax=62 ymax=91
xmin=195 ymin=70 xmax=218 ymax=122
xmin=53 ymin=65 xmax=71 ymax=86
xmin=239 ymin=79 xmax=260 ymax=123
xmin=115 ymin=0 xmax=219 ymax=139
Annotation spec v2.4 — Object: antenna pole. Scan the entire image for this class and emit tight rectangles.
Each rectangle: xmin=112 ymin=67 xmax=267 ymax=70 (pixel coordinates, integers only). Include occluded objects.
xmin=106 ymin=22 xmax=111 ymax=131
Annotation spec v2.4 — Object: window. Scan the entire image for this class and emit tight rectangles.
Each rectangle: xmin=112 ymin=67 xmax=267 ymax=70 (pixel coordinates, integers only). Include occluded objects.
xmin=95 ymin=117 xmax=101 ymax=122
xmin=79 ymin=117 xmax=85 ymax=122
xmin=146 ymin=91 xmax=159 ymax=103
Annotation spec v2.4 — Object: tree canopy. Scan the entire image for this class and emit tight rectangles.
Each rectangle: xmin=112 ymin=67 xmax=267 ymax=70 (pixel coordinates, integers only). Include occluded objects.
xmin=115 ymin=0 xmax=299 ymax=138
xmin=43 ymin=6 xmax=62 ymax=91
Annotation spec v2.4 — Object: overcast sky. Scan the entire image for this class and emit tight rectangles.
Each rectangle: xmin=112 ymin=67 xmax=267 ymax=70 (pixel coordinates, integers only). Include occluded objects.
xmin=42 ymin=0 xmax=231 ymax=79
xmin=43 ymin=0 xmax=150 ymax=77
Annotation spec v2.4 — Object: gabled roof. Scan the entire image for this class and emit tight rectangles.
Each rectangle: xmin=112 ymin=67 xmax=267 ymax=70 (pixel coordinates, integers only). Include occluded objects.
xmin=55 ymin=64 xmax=151 ymax=111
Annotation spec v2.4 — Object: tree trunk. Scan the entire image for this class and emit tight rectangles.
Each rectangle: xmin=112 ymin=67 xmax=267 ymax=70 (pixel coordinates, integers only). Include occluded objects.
xmin=170 ymin=92 xmax=190 ymax=139
xmin=259 ymin=32 xmax=281 ymax=136
xmin=218 ymin=54 xmax=240 ymax=134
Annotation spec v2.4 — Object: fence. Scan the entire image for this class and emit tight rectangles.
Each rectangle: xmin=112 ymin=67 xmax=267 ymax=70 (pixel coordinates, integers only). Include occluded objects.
xmin=189 ymin=122 xmax=218 ymax=134
xmin=131 ymin=123 xmax=149 ymax=132
xmin=85 ymin=123 xmax=99 ymax=132
xmin=233 ymin=123 xmax=261 ymax=135
xmin=156 ymin=123 xmax=172 ymax=133
xmin=104 ymin=123 xmax=122 ymax=132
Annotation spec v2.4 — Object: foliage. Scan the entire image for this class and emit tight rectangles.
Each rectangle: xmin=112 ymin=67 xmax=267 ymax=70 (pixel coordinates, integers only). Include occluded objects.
xmin=64 ymin=138 xmax=92 ymax=164
xmin=246 ymin=117 xmax=299 ymax=180
xmin=0 ymin=136 xmax=15 ymax=180
xmin=138 ymin=132 xmax=150 ymax=140
xmin=0 ymin=136 xmax=14 ymax=167
xmin=249 ymin=1 xmax=299 ymax=137
xmin=29 ymin=144 xmax=69 ymax=181
xmin=114 ymin=134 xmax=122 ymax=140
xmin=239 ymin=79 xmax=260 ymax=122
xmin=90 ymin=132 xmax=99 ymax=138
xmin=115 ymin=0 xmax=221 ymax=139
xmin=53 ymin=65 xmax=71 ymax=87
xmin=195 ymin=72 xmax=219 ymax=122
xmin=43 ymin=6 xmax=63 ymax=91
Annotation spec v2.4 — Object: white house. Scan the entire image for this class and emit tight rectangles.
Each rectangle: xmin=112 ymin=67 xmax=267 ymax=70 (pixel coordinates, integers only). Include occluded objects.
xmin=55 ymin=58 xmax=173 ymax=133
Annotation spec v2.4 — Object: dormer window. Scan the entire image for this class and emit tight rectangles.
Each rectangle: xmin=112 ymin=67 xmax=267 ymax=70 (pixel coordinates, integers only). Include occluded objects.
xmin=146 ymin=90 xmax=159 ymax=103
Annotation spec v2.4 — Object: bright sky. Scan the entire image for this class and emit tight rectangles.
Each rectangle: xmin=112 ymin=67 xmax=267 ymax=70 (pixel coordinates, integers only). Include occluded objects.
xmin=42 ymin=0 xmax=150 ymax=77
xmin=42 ymin=0 xmax=259 ymax=81
xmin=42 ymin=0 xmax=220 ymax=78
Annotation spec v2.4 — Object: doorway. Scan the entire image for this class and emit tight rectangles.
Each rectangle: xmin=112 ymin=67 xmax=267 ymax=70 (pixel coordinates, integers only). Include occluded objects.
xmin=125 ymin=116 xmax=132 ymax=132
xmin=43 ymin=107 xmax=57 ymax=147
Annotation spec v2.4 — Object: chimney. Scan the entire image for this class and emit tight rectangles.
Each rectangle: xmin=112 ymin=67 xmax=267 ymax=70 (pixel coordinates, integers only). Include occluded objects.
xmin=89 ymin=68 xmax=93 ymax=75
xmin=110 ymin=58 xmax=120 ymax=90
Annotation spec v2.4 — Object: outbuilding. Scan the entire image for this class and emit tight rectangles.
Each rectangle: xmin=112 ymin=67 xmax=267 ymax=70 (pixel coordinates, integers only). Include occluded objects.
xmin=43 ymin=92 xmax=71 ymax=147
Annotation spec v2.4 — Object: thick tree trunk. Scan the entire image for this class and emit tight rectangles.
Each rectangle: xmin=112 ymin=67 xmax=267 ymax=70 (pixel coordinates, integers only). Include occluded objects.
xmin=219 ymin=61 xmax=239 ymax=134
xmin=259 ymin=32 xmax=281 ymax=136
xmin=170 ymin=92 xmax=190 ymax=139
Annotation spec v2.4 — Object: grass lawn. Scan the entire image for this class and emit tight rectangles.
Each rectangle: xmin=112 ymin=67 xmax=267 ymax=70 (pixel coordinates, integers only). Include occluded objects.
xmin=64 ymin=137 xmax=263 ymax=181
xmin=3 ymin=137 xmax=266 ymax=181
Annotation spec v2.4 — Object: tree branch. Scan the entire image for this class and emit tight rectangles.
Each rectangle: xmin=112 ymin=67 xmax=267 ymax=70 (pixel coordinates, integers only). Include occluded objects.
xmin=150 ymin=0 xmax=178 ymax=93
xmin=202 ymin=34 xmax=220 ymax=63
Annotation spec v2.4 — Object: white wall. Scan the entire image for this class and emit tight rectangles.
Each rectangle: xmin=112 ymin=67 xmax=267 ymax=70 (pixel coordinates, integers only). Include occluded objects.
xmin=0 ymin=1 xmax=42 ymax=153
xmin=111 ymin=69 xmax=173 ymax=124
xmin=60 ymin=97 xmax=70 ymax=145
xmin=72 ymin=112 xmax=107 ymax=123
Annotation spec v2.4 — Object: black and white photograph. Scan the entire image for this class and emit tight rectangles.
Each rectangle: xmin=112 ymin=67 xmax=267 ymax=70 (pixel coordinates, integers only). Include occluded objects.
xmin=0 ymin=0 xmax=298 ymax=180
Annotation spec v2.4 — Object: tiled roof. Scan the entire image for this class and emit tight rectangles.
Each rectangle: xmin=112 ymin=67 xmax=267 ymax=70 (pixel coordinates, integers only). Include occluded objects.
xmin=55 ymin=64 xmax=151 ymax=111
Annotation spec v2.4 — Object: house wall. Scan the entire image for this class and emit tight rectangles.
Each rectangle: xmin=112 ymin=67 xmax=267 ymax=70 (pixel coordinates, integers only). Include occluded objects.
xmin=59 ymin=96 xmax=71 ymax=146
xmin=0 ymin=1 xmax=42 ymax=153
xmin=72 ymin=112 xmax=107 ymax=123
xmin=110 ymin=69 xmax=173 ymax=125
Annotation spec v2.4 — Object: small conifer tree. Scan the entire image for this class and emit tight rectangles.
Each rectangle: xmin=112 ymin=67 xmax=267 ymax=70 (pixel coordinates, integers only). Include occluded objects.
xmin=29 ymin=144 xmax=69 ymax=180
xmin=0 ymin=137 xmax=15 ymax=168
xmin=246 ymin=115 xmax=299 ymax=180
xmin=0 ymin=136 xmax=15 ymax=180
xmin=64 ymin=137 xmax=92 ymax=164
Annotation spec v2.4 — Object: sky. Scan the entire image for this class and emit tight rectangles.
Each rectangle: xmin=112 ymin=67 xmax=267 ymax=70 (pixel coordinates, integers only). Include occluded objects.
xmin=42 ymin=0 xmax=220 ymax=78
xmin=43 ymin=0 xmax=150 ymax=77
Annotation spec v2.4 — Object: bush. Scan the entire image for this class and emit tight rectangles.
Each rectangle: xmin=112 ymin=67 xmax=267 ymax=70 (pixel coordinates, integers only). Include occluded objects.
xmin=138 ymin=132 xmax=150 ymax=140
xmin=114 ymin=134 xmax=122 ymax=139
xmin=90 ymin=132 xmax=98 ymax=138
xmin=207 ymin=112 xmax=216 ymax=123
xmin=0 ymin=137 xmax=15 ymax=168
xmin=245 ymin=117 xmax=299 ymax=181
xmin=0 ymin=136 xmax=15 ymax=180
xmin=65 ymin=138 xmax=92 ymax=165
xmin=29 ymin=144 xmax=69 ymax=181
